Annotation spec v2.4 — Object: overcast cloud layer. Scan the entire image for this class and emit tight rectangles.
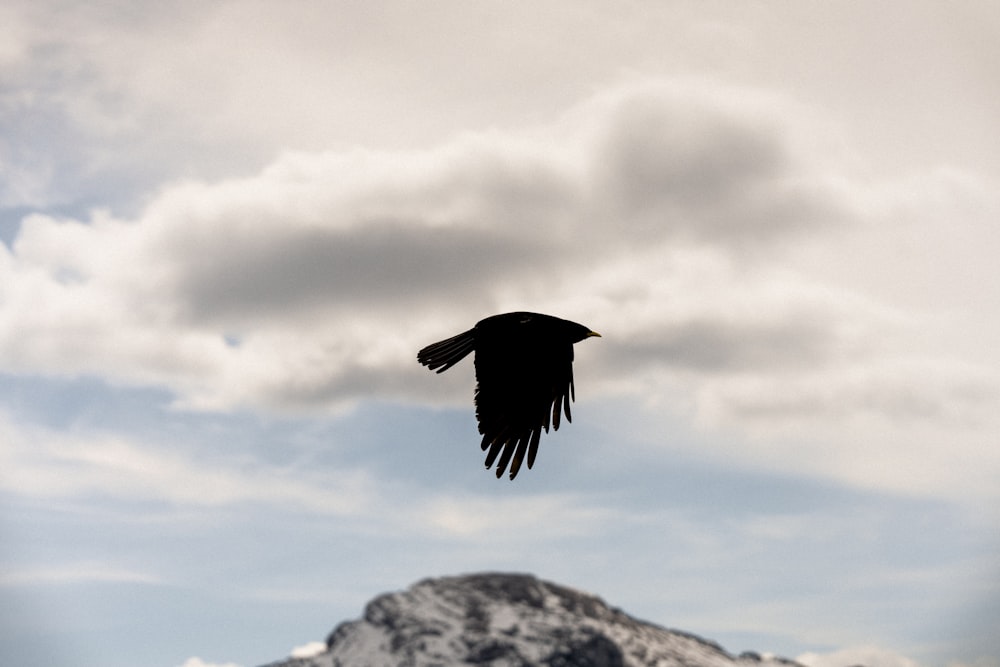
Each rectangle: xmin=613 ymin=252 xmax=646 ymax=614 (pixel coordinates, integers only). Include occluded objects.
xmin=4 ymin=79 xmax=998 ymax=503
xmin=1 ymin=3 xmax=999 ymax=667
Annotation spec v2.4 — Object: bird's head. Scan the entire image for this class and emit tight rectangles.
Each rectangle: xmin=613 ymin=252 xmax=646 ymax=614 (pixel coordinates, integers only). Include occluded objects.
xmin=568 ymin=322 xmax=601 ymax=344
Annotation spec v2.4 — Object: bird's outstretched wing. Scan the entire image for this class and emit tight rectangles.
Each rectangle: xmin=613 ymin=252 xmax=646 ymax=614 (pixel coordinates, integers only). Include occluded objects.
xmin=417 ymin=328 xmax=476 ymax=373
xmin=474 ymin=334 xmax=576 ymax=479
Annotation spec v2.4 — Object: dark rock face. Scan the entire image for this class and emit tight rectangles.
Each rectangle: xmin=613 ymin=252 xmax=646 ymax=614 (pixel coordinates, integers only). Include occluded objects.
xmin=260 ymin=572 xmax=802 ymax=667
xmin=544 ymin=631 xmax=624 ymax=667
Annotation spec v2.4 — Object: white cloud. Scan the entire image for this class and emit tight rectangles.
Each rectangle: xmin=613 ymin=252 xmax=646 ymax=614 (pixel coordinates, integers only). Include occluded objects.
xmin=0 ymin=81 xmax=875 ymax=406
xmin=2 ymin=78 xmax=998 ymax=503
xmin=0 ymin=410 xmax=374 ymax=515
xmin=413 ymin=492 xmax=620 ymax=543
xmin=798 ymin=646 xmax=922 ymax=667
xmin=0 ymin=408 xmax=622 ymax=542
xmin=685 ymin=357 xmax=1000 ymax=501
xmin=0 ymin=563 xmax=163 ymax=587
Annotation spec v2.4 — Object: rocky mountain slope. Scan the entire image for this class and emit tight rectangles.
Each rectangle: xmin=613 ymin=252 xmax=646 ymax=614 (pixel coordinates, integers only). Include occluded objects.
xmin=260 ymin=572 xmax=804 ymax=667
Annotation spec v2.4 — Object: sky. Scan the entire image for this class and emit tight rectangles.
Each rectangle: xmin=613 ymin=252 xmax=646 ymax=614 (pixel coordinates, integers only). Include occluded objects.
xmin=1 ymin=2 xmax=999 ymax=667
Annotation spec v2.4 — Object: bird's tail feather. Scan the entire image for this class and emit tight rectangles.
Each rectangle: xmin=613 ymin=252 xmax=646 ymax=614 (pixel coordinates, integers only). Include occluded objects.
xmin=417 ymin=329 xmax=476 ymax=373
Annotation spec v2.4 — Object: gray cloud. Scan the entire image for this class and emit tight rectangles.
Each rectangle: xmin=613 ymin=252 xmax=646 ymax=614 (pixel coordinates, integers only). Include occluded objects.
xmin=609 ymin=316 xmax=843 ymax=374
xmin=129 ymin=82 xmax=854 ymax=337
xmin=595 ymin=95 xmax=787 ymax=208
xmin=174 ymin=219 xmax=545 ymax=324
xmin=585 ymin=86 xmax=848 ymax=249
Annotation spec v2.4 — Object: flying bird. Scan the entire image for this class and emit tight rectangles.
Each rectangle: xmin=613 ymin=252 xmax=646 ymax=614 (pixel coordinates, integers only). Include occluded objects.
xmin=417 ymin=312 xmax=600 ymax=479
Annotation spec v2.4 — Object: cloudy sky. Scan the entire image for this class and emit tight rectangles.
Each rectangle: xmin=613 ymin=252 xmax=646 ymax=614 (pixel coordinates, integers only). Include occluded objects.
xmin=2 ymin=2 xmax=999 ymax=667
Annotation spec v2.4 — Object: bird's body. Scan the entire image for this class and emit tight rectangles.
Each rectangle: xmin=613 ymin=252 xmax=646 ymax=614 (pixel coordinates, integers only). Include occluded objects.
xmin=418 ymin=312 xmax=600 ymax=479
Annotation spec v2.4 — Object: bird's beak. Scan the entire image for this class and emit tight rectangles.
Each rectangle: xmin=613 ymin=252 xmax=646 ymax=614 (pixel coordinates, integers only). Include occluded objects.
xmin=586 ymin=331 xmax=601 ymax=338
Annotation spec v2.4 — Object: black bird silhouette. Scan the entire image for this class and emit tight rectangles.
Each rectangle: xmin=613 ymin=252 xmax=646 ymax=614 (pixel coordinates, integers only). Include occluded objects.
xmin=418 ymin=312 xmax=600 ymax=479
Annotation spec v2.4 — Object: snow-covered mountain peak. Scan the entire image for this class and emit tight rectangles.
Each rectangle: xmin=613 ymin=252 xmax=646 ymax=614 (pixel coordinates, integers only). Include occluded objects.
xmin=261 ymin=572 xmax=804 ymax=667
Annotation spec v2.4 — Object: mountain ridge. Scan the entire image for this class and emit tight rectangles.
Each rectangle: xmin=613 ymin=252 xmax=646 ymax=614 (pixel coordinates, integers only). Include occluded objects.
xmin=259 ymin=572 xmax=804 ymax=667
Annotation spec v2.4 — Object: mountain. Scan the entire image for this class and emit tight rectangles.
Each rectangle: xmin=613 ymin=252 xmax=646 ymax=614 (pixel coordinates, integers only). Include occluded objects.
xmin=259 ymin=572 xmax=804 ymax=667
